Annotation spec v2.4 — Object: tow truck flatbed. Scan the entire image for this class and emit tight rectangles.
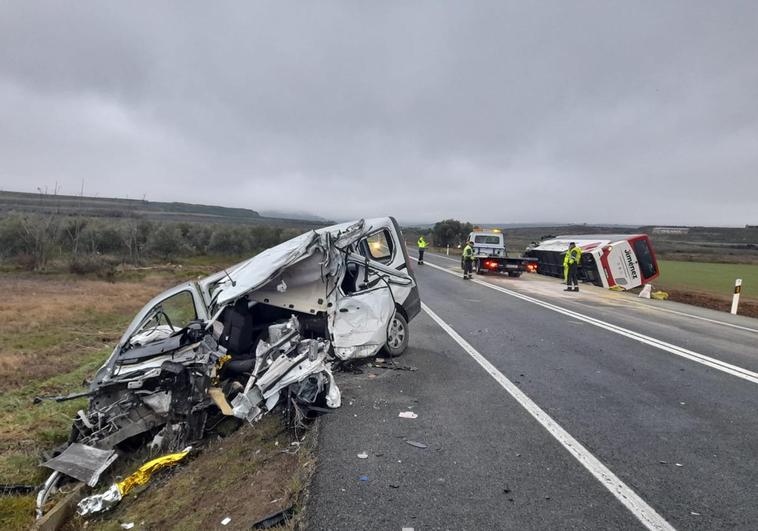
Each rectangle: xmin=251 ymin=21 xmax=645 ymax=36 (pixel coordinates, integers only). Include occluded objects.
xmin=462 ymin=229 xmax=538 ymax=277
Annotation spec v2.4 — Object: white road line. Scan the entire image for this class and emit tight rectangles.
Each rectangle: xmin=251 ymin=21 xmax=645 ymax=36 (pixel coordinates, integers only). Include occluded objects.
xmin=630 ymin=304 xmax=758 ymax=334
xmin=422 ymin=302 xmax=675 ymax=531
xmin=420 ymin=252 xmax=758 ymax=334
xmin=417 ymin=257 xmax=758 ymax=385
xmin=423 ymin=252 xmax=459 ymax=263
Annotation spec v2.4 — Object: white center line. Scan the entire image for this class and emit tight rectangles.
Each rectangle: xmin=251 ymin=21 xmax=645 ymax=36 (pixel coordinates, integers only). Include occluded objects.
xmin=422 ymin=302 xmax=675 ymax=531
xmin=416 ymin=257 xmax=758 ymax=385
xmin=628 ymin=303 xmax=758 ymax=334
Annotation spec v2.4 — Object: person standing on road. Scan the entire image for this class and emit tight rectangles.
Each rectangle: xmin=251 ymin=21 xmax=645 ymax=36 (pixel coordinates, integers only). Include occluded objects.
xmin=564 ymin=242 xmax=582 ymax=292
xmin=417 ymin=235 xmax=428 ymax=264
xmin=462 ymin=240 xmax=474 ymax=279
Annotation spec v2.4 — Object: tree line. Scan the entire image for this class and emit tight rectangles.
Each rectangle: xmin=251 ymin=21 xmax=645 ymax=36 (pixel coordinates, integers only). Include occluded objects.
xmin=419 ymin=219 xmax=474 ymax=247
xmin=0 ymin=212 xmax=303 ymax=272
xmin=0 ymin=212 xmax=482 ymax=273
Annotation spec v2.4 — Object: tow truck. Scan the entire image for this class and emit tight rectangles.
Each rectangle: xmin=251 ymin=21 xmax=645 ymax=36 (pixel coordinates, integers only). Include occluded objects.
xmin=462 ymin=229 xmax=538 ymax=277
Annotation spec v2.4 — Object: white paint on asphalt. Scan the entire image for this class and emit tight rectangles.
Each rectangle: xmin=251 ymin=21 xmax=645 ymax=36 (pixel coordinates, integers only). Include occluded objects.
xmin=417 ymin=257 xmax=758 ymax=385
xmin=423 ymin=252 xmax=459 ymax=262
xmin=631 ymin=304 xmax=758 ymax=334
xmin=422 ymin=302 xmax=675 ymax=531
xmin=420 ymin=251 xmax=758 ymax=334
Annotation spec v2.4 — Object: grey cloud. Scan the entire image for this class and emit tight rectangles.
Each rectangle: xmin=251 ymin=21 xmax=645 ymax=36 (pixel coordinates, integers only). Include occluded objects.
xmin=0 ymin=1 xmax=756 ymax=225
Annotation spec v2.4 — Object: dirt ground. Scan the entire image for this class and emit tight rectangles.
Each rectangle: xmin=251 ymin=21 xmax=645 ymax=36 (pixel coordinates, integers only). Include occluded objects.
xmin=663 ymin=289 xmax=758 ymax=318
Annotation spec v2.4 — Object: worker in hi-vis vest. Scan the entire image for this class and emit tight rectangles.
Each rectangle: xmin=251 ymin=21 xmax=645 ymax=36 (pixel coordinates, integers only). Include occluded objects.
xmin=563 ymin=242 xmax=582 ymax=292
xmin=462 ymin=240 xmax=475 ymax=279
xmin=417 ymin=236 xmax=428 ymax=264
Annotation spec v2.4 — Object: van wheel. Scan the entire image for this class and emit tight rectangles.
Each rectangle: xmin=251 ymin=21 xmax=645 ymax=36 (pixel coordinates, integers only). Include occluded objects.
xmin=382 ymin=313 xmax=409 ymax=357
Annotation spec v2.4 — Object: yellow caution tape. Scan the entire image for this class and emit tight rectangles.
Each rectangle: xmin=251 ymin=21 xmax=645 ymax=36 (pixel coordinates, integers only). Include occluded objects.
xmin=116 ymin=448 xmax=191 ymax=496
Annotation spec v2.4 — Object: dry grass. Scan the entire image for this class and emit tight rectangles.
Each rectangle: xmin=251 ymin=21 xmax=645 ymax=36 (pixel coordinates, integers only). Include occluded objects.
xmin=0 ymin=273 xmax=180 ymax=389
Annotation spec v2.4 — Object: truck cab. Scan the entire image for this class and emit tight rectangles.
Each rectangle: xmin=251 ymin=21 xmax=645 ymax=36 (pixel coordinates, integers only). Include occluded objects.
xmin=469 ymin=230 xmax=507 ymax=257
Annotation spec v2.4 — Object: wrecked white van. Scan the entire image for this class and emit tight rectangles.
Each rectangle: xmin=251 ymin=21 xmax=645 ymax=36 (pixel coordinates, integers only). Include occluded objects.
xmin=100 ymin=216 xmax=418 ymax=377
xmin=36 ymin=217 xmax=419 ymax=516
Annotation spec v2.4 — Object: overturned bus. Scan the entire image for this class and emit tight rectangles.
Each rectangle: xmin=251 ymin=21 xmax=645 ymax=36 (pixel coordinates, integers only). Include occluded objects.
xmin=36 ymin=217 xmax=420 ymax=518
xmin=524 ymin=234 xmax=659 ymax=290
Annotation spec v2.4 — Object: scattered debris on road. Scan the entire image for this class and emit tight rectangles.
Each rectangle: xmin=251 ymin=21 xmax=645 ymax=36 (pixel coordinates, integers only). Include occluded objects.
xmin=404 ymin=440 xmax=428 ymax=449
xmin=371 ymin=359 xmax=418 ymax=371
xmin=398 ymin=411 xmax=418 ymax=419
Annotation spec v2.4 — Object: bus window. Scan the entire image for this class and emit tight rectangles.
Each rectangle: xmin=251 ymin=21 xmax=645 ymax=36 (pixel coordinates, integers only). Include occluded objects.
xmin=632 ymin=239 xmax=657 ymax=280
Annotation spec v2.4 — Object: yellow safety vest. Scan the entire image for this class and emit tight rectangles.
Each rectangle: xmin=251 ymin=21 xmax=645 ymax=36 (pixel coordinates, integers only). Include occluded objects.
xmin=563 ymin=247 xmax=582 ymax=266
xmin=417 ymin=237 xmax=427 ymax=249
xmin=463 ymin=244 xmax=474 ymax=260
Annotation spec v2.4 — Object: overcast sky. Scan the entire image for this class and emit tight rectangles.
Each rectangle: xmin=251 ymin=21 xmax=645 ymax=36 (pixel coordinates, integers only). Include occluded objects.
xmin=1 ymin=2 xmax=756 ymax=226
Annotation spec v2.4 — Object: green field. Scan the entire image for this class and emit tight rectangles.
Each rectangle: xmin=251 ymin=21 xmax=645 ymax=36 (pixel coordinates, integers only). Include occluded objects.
xmin=655 ymin=260 xmax=758 ymax=300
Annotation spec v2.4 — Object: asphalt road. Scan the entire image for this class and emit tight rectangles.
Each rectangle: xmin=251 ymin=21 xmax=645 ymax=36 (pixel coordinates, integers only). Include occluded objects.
xmin=306 ymin=252 xmax=758 ymax=530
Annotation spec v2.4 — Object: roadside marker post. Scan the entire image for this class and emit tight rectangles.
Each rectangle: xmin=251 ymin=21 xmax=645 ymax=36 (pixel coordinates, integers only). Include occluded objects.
xmin=731 ymin=279 xmax=742 ymax=315
xmin=446 ymin=245 xmax=449 ymax=256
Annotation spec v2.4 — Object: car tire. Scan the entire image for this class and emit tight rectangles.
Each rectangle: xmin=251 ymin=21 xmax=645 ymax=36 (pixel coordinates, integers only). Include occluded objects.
xmin=382 ymin=312 xmax=409 ymax=357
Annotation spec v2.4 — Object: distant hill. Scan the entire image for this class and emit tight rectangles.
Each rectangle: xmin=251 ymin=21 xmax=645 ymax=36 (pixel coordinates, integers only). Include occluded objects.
xmin=259 ymin=210 xmax=330 ymax=223
xmin=0 ymin=190 xmax=327 ymax=228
